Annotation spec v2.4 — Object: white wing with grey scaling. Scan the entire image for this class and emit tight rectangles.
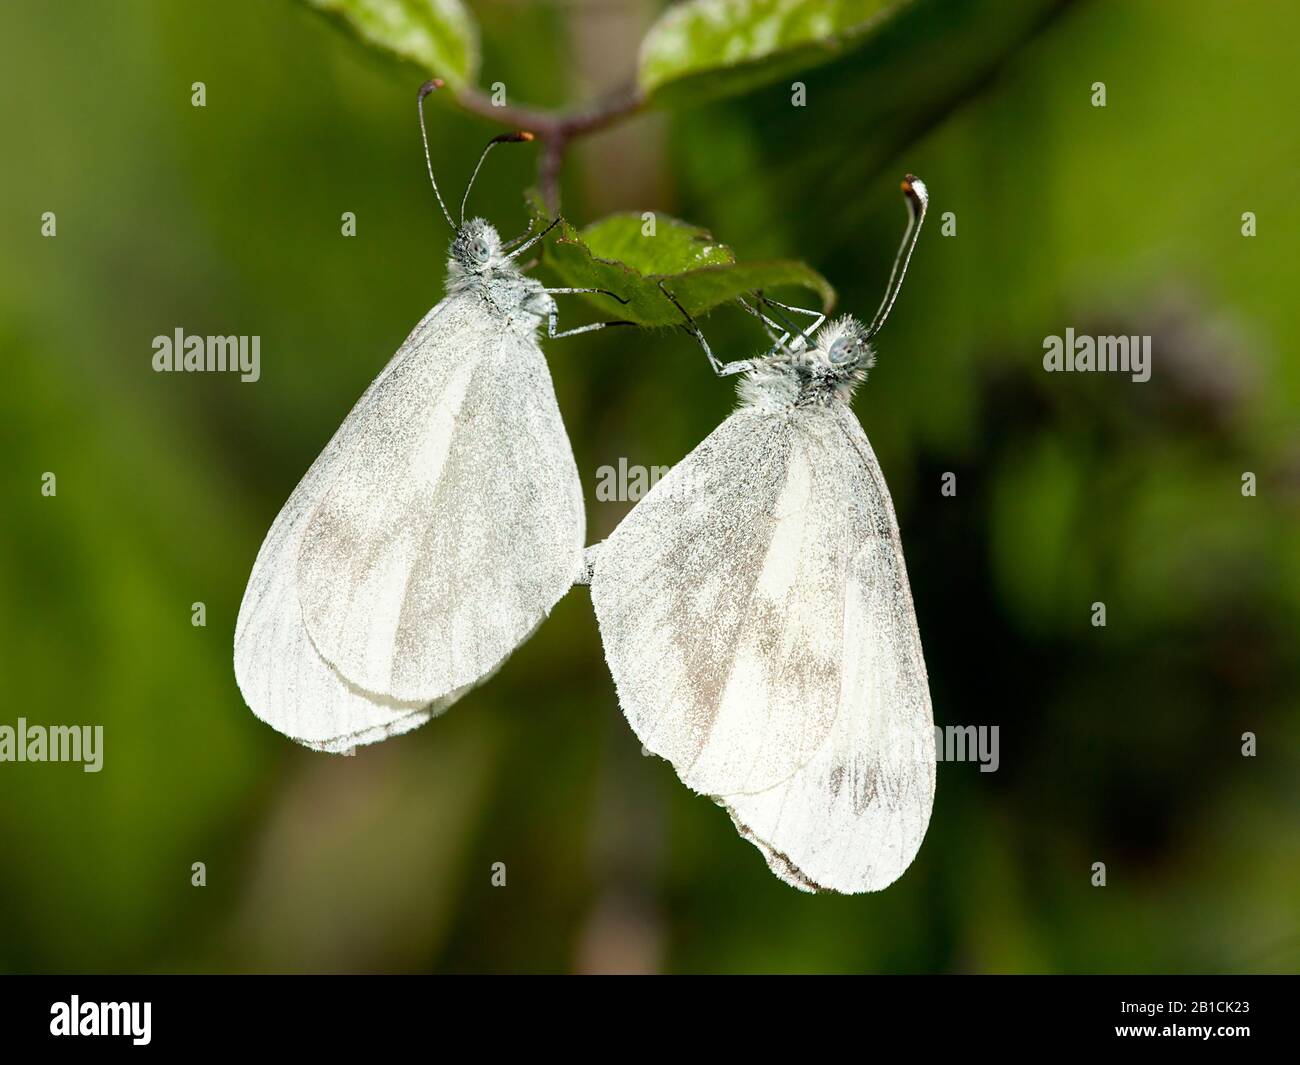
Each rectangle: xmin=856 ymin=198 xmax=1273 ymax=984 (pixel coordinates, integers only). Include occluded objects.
xmin=588 ymin=401 xmax=934 ymax=892
xmin=235 ymin=292 xmax=584 ymax=750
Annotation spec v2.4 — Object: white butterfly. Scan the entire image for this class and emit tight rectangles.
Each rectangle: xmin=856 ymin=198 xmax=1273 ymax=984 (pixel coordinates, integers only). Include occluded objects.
xmin=235 ymin=80 xmax=628 ymax=753
xmin=584 ymin=178 xmax=935 ymax=893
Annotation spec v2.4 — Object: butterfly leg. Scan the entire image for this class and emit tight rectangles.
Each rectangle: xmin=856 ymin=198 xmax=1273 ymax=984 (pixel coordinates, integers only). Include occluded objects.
xmin=546 ymin=315 xmax=635 ymax=339
xmin=544 ymin=287 xmax=629 ymax=304
xmin=658 ymin=280 xmax=754 ymax=377
xmin=532 ymin=288 xmax=633 ymax=339
xmin=738 ymin=296 xmax=793 ymax=350
xmin=545 ymin=301 xmax=635 ymax=339
xmin=505 ymin=216 xmax=562 ymax=260
xmin=758 ymin=293 xmax=826 ymax=334
xmin=755 ymin=292 xmax=825 ymax=349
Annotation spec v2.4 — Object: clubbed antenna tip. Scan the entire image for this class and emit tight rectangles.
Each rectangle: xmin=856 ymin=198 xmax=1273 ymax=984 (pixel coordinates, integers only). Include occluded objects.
xmin=866 ymin=174 xmax=930 ymax=340
xmin=901 ymin=174 xmax=928 ymax=212
xmin=460 ymin=131 xmax=539 ymax=222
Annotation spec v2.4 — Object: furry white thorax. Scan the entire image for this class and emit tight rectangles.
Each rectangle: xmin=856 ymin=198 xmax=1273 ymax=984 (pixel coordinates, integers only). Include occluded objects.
xmin=443 ymin=217 xmax=553 ymax=332
xmin=737 ymin=315 xmax=876 ymax=411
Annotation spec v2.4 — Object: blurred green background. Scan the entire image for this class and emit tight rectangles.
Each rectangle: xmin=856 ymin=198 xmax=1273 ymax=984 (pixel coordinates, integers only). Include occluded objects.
xmin=1 ymin=0 xmax=1297 ymax=974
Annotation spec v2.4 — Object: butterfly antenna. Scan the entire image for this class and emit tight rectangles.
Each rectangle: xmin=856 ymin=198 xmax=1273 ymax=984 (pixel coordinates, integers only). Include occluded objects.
xmin=866 ymin=175 xmax=929 ymax=340
xmin=417 ymin=80 xmax=456 ymax=229
xmin=461 ymin=131 xmax=534 ymax=224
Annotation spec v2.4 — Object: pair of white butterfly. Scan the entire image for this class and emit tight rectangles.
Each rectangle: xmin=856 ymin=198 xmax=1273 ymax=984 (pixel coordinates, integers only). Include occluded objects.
xmin=234 ymin=80 xmax=935 ymax=895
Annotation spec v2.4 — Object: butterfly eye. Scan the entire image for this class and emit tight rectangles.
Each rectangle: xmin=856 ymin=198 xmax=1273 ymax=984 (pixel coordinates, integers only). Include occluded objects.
xmin=829 ymin=338 xmax=858 ymax=365
xmin=472 ymin=239 xmax=489 ymax=262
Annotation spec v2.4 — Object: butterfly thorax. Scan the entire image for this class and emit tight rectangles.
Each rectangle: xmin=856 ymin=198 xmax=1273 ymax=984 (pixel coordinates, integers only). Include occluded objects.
xmin=444 ymin=218 xmax=553 ymax=333
xmin=737 ymin=315 xmax=875 ymax=411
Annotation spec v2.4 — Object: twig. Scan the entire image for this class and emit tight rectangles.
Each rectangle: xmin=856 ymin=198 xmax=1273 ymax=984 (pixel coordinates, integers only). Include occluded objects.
xmin=453 ymin=83 xmax=645 ymax=212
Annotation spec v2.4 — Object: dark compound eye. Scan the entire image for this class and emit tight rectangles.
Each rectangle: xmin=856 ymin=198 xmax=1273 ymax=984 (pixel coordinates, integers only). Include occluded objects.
xmin=472 ymin=239 xmax=489 ymax=261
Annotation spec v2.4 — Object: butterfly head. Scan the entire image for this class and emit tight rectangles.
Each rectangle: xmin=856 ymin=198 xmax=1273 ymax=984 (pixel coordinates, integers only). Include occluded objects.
xmin=813 ymin=316 xmax=873 ymax=373
xmin=740 ymin=316 xmax=874 ymax=410
xmin=796 ymin=316 xmax=875 ymax=401
xmin=742 ymin=173 xmax=927 ymax=408
xmin=451 ymin=218 xmax=505 ymax=274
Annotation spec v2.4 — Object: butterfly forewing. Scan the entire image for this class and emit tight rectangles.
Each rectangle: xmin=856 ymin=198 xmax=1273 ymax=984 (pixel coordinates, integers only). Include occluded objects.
xmin=594 ymin=405 xmax=871 ymax=794
xmin=236 ymin=291 xmax=585 ymax=749
xmin=234 ymin=303 xmax=452 ymax=750
xmin=590 ymin=401 xmax=934 ymax=892
xmin=294 ymin=294 xmax=583 ymax=702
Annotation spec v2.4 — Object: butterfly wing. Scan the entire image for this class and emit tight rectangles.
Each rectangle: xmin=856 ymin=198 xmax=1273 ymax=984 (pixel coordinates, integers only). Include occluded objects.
xmin=292 ymin=296 xmax=584 ymax=702
xmin=713 ymin=406 xmax=934 ymax=892
xmin=235 ymin=303 xmax=449 ymax=750
xmin=589 ymin=401 xmax=934 ymax=892
xmin=232 ymin=448 xmax=450 ymax=753
xmin=235 ymin=293 xmax=583 ymax=747
xmin=590 ymin=404 xmax=848 ymax=794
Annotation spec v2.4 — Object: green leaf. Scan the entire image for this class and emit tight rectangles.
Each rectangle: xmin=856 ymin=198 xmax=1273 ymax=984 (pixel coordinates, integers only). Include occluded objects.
xmin=578 ymin=212 xmax=735 ymax=274
xmin=528 ymin=197 xmax=835 ymax=326
xmin=303 ymin=0 xmax=479 ymax=87
xmin=639 ymin=0 xmax=910 ymax=107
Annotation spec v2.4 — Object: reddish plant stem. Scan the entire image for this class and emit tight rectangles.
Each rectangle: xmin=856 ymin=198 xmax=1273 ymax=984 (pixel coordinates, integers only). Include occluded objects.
xmin=453 ymin=83 xmax=645 ymax=213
